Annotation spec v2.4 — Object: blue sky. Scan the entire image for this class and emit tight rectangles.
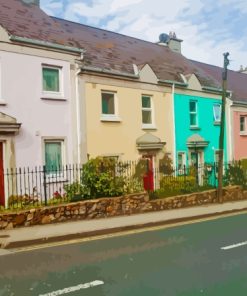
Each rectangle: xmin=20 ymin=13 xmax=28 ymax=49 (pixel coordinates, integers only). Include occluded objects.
xmin=40 ymin=0 xmax=247 ymax=71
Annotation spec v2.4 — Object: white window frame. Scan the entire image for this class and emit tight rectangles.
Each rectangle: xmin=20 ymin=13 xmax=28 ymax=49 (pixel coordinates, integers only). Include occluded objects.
xmin=41 ymin=64 xmax=64 ymax=100
xmin=213 ymin=104 xmax=221 ymax=123
xmin=141 ymin=95 xmax=156 ymax=129
xmin=100 ymin=91 xmax=121 ymax=122
xmin=43 ymin=138 xmax=66 ymax=180
xmin=189 ymin=100 xmax=198 ymax=127
xmin=240 ymin=116 xmax=247 ymax=135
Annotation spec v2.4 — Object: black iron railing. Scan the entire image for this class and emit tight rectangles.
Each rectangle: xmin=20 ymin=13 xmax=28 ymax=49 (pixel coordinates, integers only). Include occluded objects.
xmin=1 ymin=160 xmax=246 ymax=211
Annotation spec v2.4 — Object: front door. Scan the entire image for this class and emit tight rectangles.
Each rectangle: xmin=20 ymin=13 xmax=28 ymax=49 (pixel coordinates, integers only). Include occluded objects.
xmin=0 ymin=143 xmax=4 ymax=206
xmin=142 ymin=155 xmax=154 ymax=191
xmin=190 ymin=150 xmax=204 ymax=185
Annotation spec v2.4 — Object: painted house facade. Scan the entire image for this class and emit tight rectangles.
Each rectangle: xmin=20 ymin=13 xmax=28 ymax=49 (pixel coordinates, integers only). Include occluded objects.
xmin=0 ymin=0 xmax=88 ymax=206
xmin=173 ymin=72 xmax=226 ymax=168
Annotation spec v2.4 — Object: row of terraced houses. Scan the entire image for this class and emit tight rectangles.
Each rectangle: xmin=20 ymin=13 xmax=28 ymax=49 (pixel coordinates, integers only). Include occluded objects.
xmin=0 ymin=0 xmax=247 ymax=206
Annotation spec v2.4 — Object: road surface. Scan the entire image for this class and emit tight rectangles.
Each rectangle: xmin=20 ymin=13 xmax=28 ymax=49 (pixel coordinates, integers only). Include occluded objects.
xmin=1 ymin=213 xmax=247 ymax=295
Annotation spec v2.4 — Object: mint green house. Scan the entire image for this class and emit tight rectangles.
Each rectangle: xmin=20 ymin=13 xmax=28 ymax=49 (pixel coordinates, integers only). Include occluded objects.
xmin=174 ymin=93 xmax=227 ymax=171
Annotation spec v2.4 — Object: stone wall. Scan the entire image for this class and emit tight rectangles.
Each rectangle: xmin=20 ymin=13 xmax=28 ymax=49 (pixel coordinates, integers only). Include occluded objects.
xmin=0 ymin=186 xmax=247 ymax=230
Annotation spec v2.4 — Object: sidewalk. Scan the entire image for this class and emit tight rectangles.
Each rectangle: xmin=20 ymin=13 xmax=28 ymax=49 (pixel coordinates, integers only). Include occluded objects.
xmin=1 ymin=200 xmax=247 ymax=250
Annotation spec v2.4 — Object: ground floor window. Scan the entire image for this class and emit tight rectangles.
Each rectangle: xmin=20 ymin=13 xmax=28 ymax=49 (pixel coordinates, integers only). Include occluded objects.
xmin=44 ymin=140 xmax=65 ymax=173
xmin=177 ymin=152 xmax=186 ymax=170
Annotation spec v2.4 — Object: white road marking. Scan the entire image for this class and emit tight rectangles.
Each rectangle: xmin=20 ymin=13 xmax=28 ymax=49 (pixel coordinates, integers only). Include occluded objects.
xmin=39 ymin=280 xmax=104 ymax=296
xmin=221 ymin=241 xmax=247 ymax=250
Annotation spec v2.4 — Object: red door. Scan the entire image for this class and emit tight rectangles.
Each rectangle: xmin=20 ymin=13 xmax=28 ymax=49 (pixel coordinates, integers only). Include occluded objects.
xmin=0 ymin=143 xmax=5 ymax=206
xmin=142 ymin=155 xmax=154 ymax=191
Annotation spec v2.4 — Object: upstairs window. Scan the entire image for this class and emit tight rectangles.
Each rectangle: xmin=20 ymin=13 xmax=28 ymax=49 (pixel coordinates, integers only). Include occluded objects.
xmin=102 ymin=92 xmax=115 ymax=115
xmin=42 ymin=66 xmax=60 ymax=93
xmin=240 ymin=116 xmax=246 ymax=132
xmin=189 ymin=100 xmax=198 ymax=127
xmin=213 ymin=104 xmax=221 ymax=123
xmin=142 ymin=95 xmax=154 ymax=128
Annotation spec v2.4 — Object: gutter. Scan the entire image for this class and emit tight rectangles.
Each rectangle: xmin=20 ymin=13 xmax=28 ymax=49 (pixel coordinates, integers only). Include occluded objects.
xmin=172 ymin=84 xmax=176 ymax=167
xmin=231 ymin=100 xmax=247 ymax=107
xmin=75 ymin=68 xmax=82 ymax=164
xmin=81 ymin=65 xmax=139 ymax=79
xmin=9 ymin=35 xmax=86 ymax=54
xmin=202 ymin=86 xmax=222 ymax=93
xmin=158 ymin=79 xmax=188 ymax=87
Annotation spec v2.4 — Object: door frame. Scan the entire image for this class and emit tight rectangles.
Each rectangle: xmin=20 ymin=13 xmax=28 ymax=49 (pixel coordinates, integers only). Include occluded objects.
xmin=0 ymin=142 xmax=5 ymax=207
xmin=189 ymin=149 xmax=204 ymax=185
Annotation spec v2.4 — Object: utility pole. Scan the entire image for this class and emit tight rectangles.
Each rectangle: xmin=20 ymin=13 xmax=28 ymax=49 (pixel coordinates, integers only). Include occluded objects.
xmin=217 ymin=52 xmax=230 ymax=202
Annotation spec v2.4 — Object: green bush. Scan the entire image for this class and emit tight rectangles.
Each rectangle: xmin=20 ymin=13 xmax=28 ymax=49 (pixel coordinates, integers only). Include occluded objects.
xmin=160 ymin=175 xmax=196 ymax=190
xmin=64 ymin=182 xmax=85 ymax=201
xmin=80 ymin=157 xmax=127 ymax=198
xmin=223 ymin=161 xmax=247 ymax=188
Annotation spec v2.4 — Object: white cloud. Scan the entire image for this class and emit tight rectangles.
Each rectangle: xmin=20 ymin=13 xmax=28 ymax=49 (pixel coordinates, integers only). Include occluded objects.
xmin=110 ymin=0 xmax=144 ymax=12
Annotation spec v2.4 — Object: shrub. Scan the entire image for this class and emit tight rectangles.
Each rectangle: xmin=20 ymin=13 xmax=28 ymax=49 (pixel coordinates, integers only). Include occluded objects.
xmin=223 ymin=161 xmax=247 ymax=188
xmin=80 ymin=157 xmax=127 ymax=198
xmin=160 ymin=175 xmax=196 ymax=191
xmin=64 ymin=182 xmax=84 ymax=201
xmin=159 ymin=154 xmax=174 ymax=175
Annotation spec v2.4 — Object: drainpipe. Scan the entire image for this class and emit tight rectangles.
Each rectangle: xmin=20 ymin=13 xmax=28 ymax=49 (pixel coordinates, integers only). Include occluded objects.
xmin=172 ymin=83 xmax=176 ymax=167
xmin=75 ymin=67 xmax=82 ymax=165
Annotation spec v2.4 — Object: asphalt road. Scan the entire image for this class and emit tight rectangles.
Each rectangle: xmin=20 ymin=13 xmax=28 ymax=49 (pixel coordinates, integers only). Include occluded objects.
xmin=1 ymin=213 xmax=247 ymax=296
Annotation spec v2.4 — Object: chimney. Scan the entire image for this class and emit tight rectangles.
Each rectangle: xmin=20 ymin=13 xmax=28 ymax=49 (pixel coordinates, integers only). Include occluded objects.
xmin=157 ymin=32 xmax=183 ymax=54
xmin=167 ymin=32 xmax=183 ymax=54
xmin=22 ymin=0 xmax=40 ymax=6
xmin=239 ymin=65 xmax=247 ymax=74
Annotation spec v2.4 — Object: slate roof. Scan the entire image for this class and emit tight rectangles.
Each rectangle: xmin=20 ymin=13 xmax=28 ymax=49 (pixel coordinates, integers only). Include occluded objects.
xmin=192 ymin=60 xmax=247 ymax=103
xmin=0 ymin=0 xmax=221 ymax=89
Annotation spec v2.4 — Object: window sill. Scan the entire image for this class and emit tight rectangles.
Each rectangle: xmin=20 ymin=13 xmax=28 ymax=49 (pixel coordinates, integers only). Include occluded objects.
xmin=190 ymin=126 xmax=201 ymax=130
xmin=0 ymin=100 xmax=7 ymax=105
xmin=100 ymin=115 xmax=122 ymax=122
xmin=142 ymin=124 xmax=157 ymax=130
xmin=214 ymin=121 xmax=221 ymax=126
xmin=41 ymin=96 xmax=66 ymax=101
xmin=240 ymin=132 xmax=247 ymax=136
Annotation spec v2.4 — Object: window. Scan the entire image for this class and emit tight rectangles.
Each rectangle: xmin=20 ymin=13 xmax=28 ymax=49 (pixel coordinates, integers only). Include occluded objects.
xmin=42 ymin=66 xmax=61 ymax=93
xmin=44 ymin=140 xmax=64 ymax=173
xmin=142 ymin=95 xmax=154 ymax=128
xmin=240 ymin=116 xmax=246 ymax=132
xmin=213 ymin=104 xmax=221 ymax=123
xmin=101 ymin=91 xmax=120 ymax=121
xmin=189 ymin=100 xmax=198 ymax=127
xmin=102 ymin=92 xmax=115 ymax=115
xmin=177 ymin=152 xmax=186 ymax=173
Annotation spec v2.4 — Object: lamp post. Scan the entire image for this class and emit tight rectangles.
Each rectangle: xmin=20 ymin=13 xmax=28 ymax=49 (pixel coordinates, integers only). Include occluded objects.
xmin=217 ymin=52 xmax=230 ymax=202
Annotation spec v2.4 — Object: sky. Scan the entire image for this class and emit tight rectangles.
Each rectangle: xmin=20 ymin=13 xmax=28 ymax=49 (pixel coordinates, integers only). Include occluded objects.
xmin=40 ymin=0 xmax=247 ymax=71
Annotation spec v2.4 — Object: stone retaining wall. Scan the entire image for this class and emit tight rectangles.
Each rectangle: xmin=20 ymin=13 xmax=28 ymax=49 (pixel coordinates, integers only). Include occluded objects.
xmin=0 ymin=186 xmax=247 ymax=230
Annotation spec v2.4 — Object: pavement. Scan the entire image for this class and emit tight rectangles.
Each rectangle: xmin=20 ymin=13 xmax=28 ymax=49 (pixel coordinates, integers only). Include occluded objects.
xmin=1 ymin=200 xmax=247 ymax=250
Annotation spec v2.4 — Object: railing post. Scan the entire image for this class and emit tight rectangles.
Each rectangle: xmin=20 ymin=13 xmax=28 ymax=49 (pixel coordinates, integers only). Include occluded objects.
xmin=43 ymin=165 xmax=47 ymax=206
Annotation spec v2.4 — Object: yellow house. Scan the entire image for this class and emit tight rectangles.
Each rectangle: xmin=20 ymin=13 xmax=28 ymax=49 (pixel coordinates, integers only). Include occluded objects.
xmin=82 ymin=69 xmax=173 ymax=169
